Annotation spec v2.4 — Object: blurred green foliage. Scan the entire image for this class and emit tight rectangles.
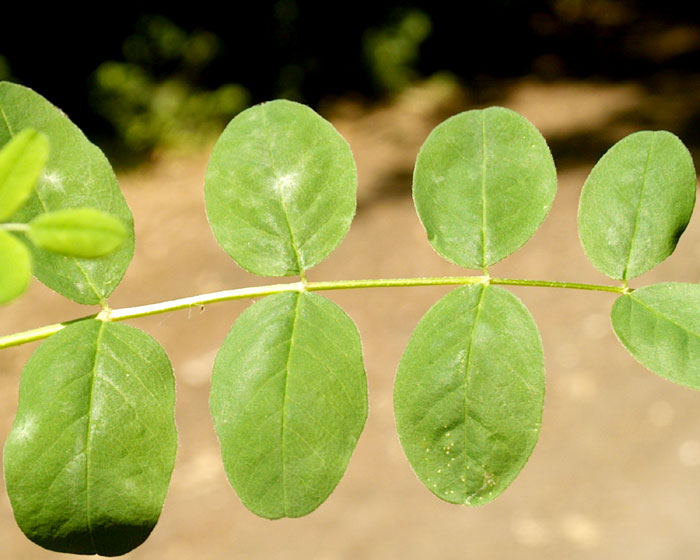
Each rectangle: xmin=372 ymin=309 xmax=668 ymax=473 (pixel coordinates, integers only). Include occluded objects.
xmin=92 ymin=11 xmax=435 ymax=154
xmin=364 ymin=9 xmax=432 ymax=94
xmin=91 ymin=16 xmax=249 ymax=153
xmin=1 ymin=3 xmax=697 ymax=159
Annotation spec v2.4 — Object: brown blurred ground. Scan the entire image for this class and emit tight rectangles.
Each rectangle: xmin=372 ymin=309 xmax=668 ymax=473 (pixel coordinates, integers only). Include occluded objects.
xmin=2 ymin=79 xmax=700 ymax=559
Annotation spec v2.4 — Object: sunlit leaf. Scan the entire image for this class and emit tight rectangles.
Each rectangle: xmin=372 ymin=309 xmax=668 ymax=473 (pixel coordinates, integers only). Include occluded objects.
xmin=205 ymin=99 xmax=357 ymax=276
xmin=0 ymin=128 xmax=48 ymax=220
xmin=612 ymin=282 xmax=700 ymax=389
xmin=4 ymin=320 xmax=177 ymax=556
xmin=394 ymin=284 xmax=544 ymax=505
xmin=413 ymin=107 xmax=557 ymax=269
xmin=0 ymin=229 xmax=31 ymax=304
xmin=0 ymin=82 xmax=134 ymax=304
xmin=27 ymin=208 xmax=127 ymax=258
xmin=578 ymin=131 xmax=696 ymax=280
xmin=210 ymin=291 xmax=367 ymax=518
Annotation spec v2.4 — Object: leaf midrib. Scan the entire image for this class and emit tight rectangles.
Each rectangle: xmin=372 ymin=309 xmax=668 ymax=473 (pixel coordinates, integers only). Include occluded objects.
xmin=32 ymin=186 xmax=103 ymax=300
xmin=0 ymin=104 xmax=14 ymax=135
xmin=261 ymin=105 xmax=304 ymax=275
xmin=462 ymin=284 xmax=487 ymax=502
xmin=630 ymin=293 xmax=700 ymax=340
xmin=85 ymin=321 xmax=106 ymax=554
xmin=622 ymin=134 xmax=655 ymax=280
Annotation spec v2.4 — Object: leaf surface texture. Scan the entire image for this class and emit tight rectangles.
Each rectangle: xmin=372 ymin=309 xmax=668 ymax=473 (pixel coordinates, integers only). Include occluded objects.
xmin=205 ymin=100 xmax=357 ymax=276
xmin=394 ymin=284 xmax=544 ymax=505
xmin=612 ymin=283 xmax=700 ymax=389
xmin=210 ymin=291 xmax=367 ymax=518
xmin=4 ymin=320 xmax=177 ymax=556
xmin=578 ymin=131 xmax=696 ymax=280
xmin=413 ymin=107 xmax=556 ymax=269
xmin=0 ymin=82 xmax=134 ymax=304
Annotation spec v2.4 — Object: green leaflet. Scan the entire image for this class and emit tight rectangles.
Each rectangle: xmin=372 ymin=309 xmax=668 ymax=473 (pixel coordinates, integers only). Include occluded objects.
xmin=4 ymin=320 xmax=177 ymax=556
xmin=394 ymin=284 xmax=544 ymax=505
xmin=204 ymin=99 xmax=357 ymax=276
xmin=0 ymin=82 xmax=134 ymax=304
xmin=27 ymin=208 xmax=127 ymax=258
xmin=611 ymin=283 xmax=700 ymax=389
xmin=0 ymin=128 xmax=48 ymax=221
xmin=0 ymin=229 xmax=31 ymax=304
xmin=413 ymin=107 xmax=557 ymax=269
xmin=210 ymin=291 xmax=367 ymax=518
xmin=578 ymin=131 xmax=696 ymax=281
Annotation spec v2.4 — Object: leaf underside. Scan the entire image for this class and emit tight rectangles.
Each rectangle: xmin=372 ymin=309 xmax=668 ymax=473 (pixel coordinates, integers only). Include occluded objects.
xmin=210 ymin=291 xmax=368 ymax=518
xmin=413 ymin=106 xmax=557 ymax=269
xmin=3 ymin=320 xmax=177 ymax=556
xmin=0 ymin=81 xmax=134 ymax=304
xmin=612 ymin=283 xmax=700 ymax=390
xmin=578 ymin=131 xmax=696 ymax=281
xmin=205 ymin=99 xmax=357 ymax=277
xmin=394 ymin=284 xmax=545 ymax=505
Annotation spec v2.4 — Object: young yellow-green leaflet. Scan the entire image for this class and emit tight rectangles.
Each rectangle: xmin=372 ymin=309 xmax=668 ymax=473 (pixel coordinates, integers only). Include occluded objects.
xmin=0 ymin=128 xmax=48 ymax=221
xmin=27 ymin=208 xmax=127 ymax=258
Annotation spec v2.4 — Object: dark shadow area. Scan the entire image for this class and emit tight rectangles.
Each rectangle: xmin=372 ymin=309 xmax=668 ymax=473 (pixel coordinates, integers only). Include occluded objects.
xmin=1 ymin=2 xmax=699 ymax=165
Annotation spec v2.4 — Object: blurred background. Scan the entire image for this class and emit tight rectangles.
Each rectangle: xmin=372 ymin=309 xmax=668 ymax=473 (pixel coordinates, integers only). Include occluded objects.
xmin=2 ymin=2 xmax=700 ymax=558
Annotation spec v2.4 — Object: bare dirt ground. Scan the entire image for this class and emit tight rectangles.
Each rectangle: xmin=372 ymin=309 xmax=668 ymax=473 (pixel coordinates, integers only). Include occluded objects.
xmin=2 ymin=78 xmax=700 ymax=559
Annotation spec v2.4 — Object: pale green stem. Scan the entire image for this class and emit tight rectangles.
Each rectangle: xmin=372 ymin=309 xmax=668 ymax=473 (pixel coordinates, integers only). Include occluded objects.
xmin=489 ymin=277 xmax=626 ymax=294
xmin=0 ymin=276 xmax=628 ymax=350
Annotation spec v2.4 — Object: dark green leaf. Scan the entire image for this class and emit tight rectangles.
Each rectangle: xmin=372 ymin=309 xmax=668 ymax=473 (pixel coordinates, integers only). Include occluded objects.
xmin=205 ymin=100 xmax=357 ymax=276
xmin=0 ymin=229 xmax=31 ymax=304
xmin=413 ymin=107 xmax=557 ymax=269
xmin=394 ymin=284 xmax=544 ymax=505
xmin=27 ymin=208 xmax=127 ymax=258
xmin=611 ymin=282 xmax=700 ymax=389
xmin=578 ymin=131 xmax=696 ymax=280
xmin=0 ymin=128 xmax=48 ymax=220
xmin=0 ymin=82 xmax=134 ymax=304
xmin=210 ymin=291 xmax=367 ymax=518
xmin=4 ymin=320 xmax=177 ymax=556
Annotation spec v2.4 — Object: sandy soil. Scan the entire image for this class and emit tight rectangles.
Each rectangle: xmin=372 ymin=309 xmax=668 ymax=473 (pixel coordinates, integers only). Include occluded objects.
xmin=2 ymin=79 xmax=700 ymax=559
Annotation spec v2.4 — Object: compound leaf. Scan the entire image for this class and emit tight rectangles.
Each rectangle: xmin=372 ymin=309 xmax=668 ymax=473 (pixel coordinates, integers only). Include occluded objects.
xmin=413 ymin=107 xmax=557 ymax=269
xmin=27 ymin=208 xmax=127 ymax=258
xmin=394 ymin=284 xmax=544 ymax=505
xmin=611 ymin=283 xmax=700 ymax=389
xmin=4 ymin=320 xmax=177 ymax=556
xmin=205 ymin=100 xmax=357 ymax=276
xmin=210 ymin=291 xmax=367 ymax=518
xmin=0 ymin=81 xmax=134 ymax=304
xmin=0 ymin=128 xmax=48 ymax=221
xmin=578 ymin=131 xmax=696 ymax=280
xmin=0 ymin=229 xmax=31 ymax=304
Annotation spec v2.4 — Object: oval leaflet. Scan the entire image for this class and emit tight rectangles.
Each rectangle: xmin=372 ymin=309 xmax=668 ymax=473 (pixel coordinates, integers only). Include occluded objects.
xmin=3 ymin=320 xmax=177 ymax=556
xmin=413 ymin=106 xmax=557 ymax=270
xmin=578 ymin=131 xmax=696 ymax=280
xmin=27 ymin=208 xmax=127 ymax=258
xmin=205 ymin=99 xmax=357 ymax=277
xmin=394 ymin=284 xmax=545 ymax=505
xmin=210 ymin=291 xmax=368 ymax=518
xmin=0 ymin=81 xmax=134 ymax=304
